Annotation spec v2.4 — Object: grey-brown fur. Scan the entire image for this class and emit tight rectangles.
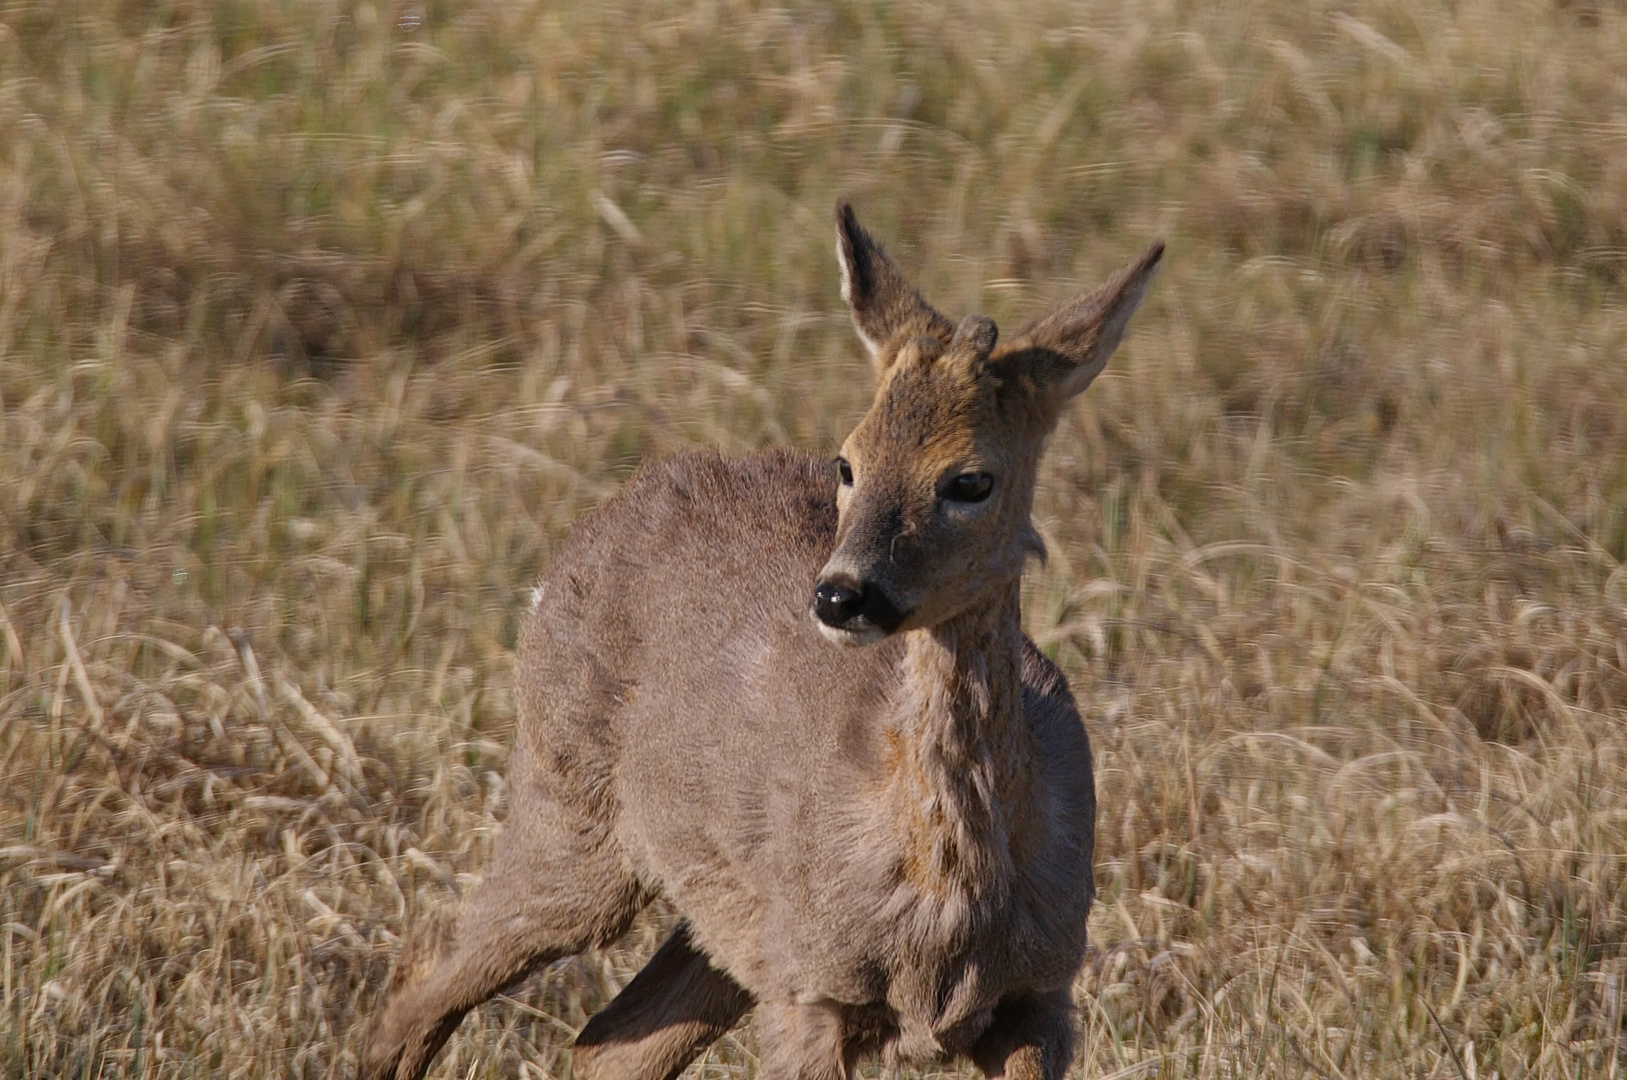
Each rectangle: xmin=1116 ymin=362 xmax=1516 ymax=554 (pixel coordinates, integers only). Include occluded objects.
xmin=360 ymin=204 xmax=1163 ymax=1080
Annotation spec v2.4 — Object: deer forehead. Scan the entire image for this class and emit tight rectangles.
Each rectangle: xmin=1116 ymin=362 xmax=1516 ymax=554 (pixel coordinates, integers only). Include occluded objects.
xmin=849 ymin=368 xmax=991 ymax=467
xmin=846 ymin=348 xmax=1038 ymax=477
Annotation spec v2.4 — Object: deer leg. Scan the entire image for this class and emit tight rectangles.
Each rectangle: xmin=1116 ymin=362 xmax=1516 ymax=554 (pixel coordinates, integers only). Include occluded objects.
xmin=756 ymin=1000 xmax=855 ymax=1080
xmin=361 ymin=806 xmax=644 ymax=1080
xmin=967 ymin=989 xmax=1076 ymax=1080
xmin=571 ymin=920 xmax=754 ymax=1080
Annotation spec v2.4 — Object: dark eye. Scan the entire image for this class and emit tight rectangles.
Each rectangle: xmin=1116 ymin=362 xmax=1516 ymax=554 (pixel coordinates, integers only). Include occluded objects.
xmin=836 ymin=457 xmax=854 ymax=486
xmin=945 ymin=472 xmax=994 ymax=503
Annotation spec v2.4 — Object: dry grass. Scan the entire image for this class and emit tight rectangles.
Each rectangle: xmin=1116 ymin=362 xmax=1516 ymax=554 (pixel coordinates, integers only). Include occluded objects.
xmin=3 ymin=0 xmax=1626 ymax=1077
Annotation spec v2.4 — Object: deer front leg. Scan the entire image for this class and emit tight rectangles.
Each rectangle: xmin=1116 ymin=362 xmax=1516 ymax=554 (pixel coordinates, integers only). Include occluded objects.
xmin=756 ymin=1000 xmax=855 ymax=1080
xmin=968 ymin=989 xmax=1076 ymax=1080
xmin=572 ymin=921 xmax=754 ymax=1080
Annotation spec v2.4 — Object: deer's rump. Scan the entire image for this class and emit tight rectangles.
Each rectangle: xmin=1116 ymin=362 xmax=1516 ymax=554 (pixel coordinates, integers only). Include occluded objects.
xmin=513 ymin=448 xmax=1095 ymax=1011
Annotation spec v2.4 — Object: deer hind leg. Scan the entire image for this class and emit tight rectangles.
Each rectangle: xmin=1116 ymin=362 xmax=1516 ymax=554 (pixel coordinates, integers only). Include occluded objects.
xmin=361 ymin=813 xmax=644 ymax=1080
xmin=967 ymin=989 xmax=1076 ymax=1080
xmin=571 ymin=921 xmax=754 ymax=1080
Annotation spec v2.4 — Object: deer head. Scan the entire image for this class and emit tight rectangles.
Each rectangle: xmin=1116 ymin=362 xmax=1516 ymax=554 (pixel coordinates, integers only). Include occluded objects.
xmin=812 ymin=202 xmax=1163 ymax=645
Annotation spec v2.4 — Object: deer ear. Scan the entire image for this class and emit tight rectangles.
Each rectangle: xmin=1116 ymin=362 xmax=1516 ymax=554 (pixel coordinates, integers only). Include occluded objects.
xmin=835 ymin=201 xmax=954 ymax=374
xmin=999 ymin=241 xmax=1164 ymax=400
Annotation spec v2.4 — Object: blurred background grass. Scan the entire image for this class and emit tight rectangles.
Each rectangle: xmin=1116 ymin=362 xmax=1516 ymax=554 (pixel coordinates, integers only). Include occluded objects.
xmin=2 ymin=0 xmax=1626 ymax=1076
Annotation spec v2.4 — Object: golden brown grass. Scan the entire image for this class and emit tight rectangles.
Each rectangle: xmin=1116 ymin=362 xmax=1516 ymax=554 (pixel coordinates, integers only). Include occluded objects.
xmin=3 ymin=0 xmax=1626 ymax=1076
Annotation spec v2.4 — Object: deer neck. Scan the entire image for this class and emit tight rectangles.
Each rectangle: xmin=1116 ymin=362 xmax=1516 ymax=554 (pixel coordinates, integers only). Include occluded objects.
xmin=886 ymin=580 xmax=1041 ymax=900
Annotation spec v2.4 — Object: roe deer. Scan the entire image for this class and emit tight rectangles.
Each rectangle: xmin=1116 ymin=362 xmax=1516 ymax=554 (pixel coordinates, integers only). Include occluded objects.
xmin=361 ymin=203 xmax=1163 ymax=1080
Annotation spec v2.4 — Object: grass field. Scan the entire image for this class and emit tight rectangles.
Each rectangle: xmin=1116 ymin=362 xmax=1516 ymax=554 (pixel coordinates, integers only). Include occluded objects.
xmin=3 ymin=1 xmax=1627 ymax=1076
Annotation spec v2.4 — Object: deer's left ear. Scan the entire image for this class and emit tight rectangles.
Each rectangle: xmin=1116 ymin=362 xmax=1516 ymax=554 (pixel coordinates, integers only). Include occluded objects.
xmin=997 ymin=241 xmax=1164 ymax=401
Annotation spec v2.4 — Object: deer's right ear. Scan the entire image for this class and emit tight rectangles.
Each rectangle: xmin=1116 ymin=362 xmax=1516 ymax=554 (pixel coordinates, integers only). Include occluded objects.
xmin=836 ymin=201 xmax=954 ymax=375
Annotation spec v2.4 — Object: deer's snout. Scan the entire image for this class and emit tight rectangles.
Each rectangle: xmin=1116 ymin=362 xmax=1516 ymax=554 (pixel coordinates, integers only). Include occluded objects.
xmin=810 ymin=574 xmax=905 ymax=645
xmin=812 ymin=579 xmax=864 ymax=625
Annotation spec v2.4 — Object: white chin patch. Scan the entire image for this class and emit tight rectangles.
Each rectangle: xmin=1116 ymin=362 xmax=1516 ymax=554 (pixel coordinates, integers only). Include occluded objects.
xmin=815 ymin=620 xmax=887 ymax=647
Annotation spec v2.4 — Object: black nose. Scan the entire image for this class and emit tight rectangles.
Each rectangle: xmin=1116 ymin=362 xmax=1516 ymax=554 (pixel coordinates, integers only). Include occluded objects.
xmin=812 ymin=580 xmax=867 ymax=628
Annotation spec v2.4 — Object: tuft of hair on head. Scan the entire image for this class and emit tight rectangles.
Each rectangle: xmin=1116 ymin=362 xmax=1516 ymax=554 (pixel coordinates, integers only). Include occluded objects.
xmin=950 ymin=314 xmax=998 ymax=357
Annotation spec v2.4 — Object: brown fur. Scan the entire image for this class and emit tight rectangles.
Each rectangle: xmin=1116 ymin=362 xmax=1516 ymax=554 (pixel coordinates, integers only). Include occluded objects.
xmin=359 ymin=203 xmax=1162 ymax=1080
